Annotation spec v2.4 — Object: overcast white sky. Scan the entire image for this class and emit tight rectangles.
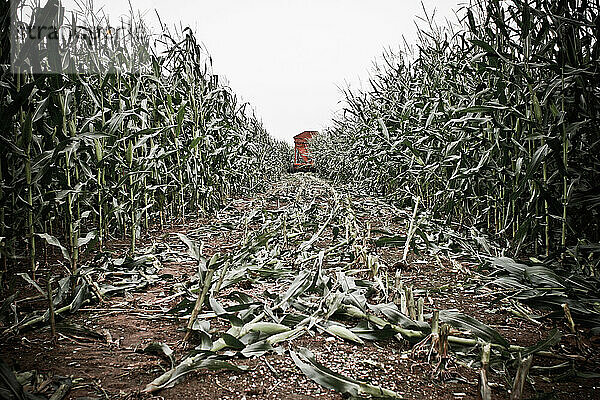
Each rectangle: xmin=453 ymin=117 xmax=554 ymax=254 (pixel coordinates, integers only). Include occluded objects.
xmin=64 ymin=0 xmax=464 ymax=143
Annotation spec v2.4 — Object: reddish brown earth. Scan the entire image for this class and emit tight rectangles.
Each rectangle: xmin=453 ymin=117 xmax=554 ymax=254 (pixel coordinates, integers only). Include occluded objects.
xmin=1 ymin=176 xmax=599 ymax=399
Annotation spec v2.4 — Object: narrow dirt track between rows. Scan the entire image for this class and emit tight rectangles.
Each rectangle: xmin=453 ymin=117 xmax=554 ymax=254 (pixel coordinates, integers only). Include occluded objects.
xmin=2 ymin=174 xmax=599 ymax=400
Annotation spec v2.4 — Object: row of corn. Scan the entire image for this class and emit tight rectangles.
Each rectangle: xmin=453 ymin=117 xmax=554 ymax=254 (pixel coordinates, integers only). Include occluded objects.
xmin=0 ymin=1 xmax=290 ymax=275
xmin=311 ymin=0 xmax=599 ymax=268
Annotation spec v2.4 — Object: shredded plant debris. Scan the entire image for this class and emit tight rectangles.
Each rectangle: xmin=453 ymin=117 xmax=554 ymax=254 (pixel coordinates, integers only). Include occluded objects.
xmin=2 ymin=175 xmax=599 ymax=399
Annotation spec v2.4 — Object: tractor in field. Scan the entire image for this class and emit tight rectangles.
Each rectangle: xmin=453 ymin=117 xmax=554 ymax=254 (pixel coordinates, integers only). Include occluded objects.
xmin=289 ymin=130 xmax=317 ymax=172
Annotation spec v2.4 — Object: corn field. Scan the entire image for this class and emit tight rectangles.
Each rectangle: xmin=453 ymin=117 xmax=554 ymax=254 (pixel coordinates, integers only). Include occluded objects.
xmin=0 ymin=0 xmax=289 ymax=275
xmin=311 ymin=0 xmax=600 ymax=271
xmin=1 ymin=0 xmax=600 ymax=399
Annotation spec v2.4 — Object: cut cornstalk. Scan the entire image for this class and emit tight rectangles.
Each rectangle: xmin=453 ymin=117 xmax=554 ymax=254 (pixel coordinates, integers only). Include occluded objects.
xmin=184 ymin=268 xmax=215 ymax=341
xmin=562 ymin=303 xmax=576 ymax=334
xmin=480 ymin=343 xmax=491 ymax=400
xmin=213 ymin=260 xmax=230 ymax=295
xmin=510 ymin=354 xmax=533 ymax=400
xmin=402 ymin=196 xmax=420 ymax=263
xmin=406 ymin=286 xmax=416 ymax=320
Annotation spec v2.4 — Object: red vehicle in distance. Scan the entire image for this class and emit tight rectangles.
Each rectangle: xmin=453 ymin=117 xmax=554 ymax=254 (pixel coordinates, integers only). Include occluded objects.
xmin=290 ymin=130 xmax=317 ymax=172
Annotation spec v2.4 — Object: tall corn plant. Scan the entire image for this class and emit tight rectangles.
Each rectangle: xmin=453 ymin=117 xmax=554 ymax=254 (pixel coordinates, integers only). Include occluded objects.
xmin=0 ymin=0 xmax=290 ymax=275
xmin=312 ymin=0 xmax=600 ymax=273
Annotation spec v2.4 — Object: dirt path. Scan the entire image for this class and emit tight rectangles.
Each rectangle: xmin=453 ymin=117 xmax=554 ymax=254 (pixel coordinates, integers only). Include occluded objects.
xmin=1 ymin=174 xmax=599 ymax=399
